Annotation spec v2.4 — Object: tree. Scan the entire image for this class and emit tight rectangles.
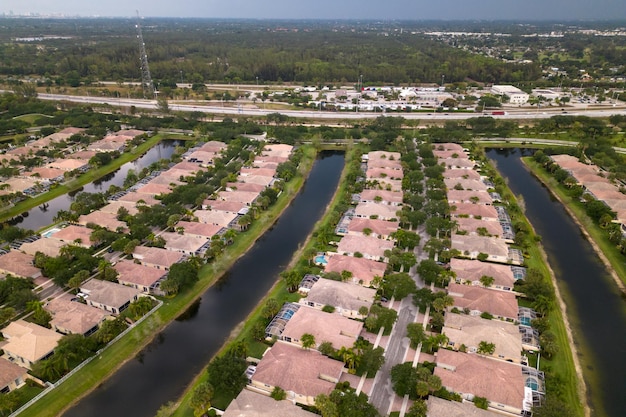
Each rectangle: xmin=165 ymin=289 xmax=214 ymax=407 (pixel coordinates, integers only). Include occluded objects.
xmin=206 ymin=355 xmax=247 ymax=401
xmin=407 ymin=323 xmax=426 ymax=348
xmin=540 ymin=331 xmax=560 ymax=359
xmin=167 ymin=261 xmax=199 ymax=291
xmin=477 ymin=341 xmax=496 ymax=355
xmin=315 ymin=394 xmax=339 ymax=417
xmin=270 ymin=386 xmax=287 ymax=401
xmin=157 ymin=96 xmax=170 ymax=114
xmin=431 ymin=295 xmax=454 ymax=313
xmin=391 ymin=229 xmax=421 ymax=250
xmin=27 ymin=300 xmax=52 ymax=328
xmin=382 ymin=272 xmax=417 ymax=300
xmin=262 ymin=298 xmax=280 ymax=319
xmin=405 ymin=399 xmax=427 ymax=417
xmin=190 ymin=382 xmax=214 ymax=417
xmin=479 ymin=275 xmax=495 ymax=287
xmin=318 ymin=341 xmax=335 ymax=356
xmin=474 ymin=396 xmax=489 ymax=409
xmin=359 ymin=346 xmax=385 ymax=376
xmin=301 ymin=333 xmax=316 ymax=350
xmin=416 ymin=259 xmax=443 ymax=285
xmin=532 ymin=397 xmax=576 ymax=417
xmin=281 ymin=269 xmax=302 ymax=292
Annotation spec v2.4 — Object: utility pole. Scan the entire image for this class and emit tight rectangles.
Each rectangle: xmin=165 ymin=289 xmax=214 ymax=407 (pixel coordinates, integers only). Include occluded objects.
xmin=135 ymin=11 xmax=156 ymax=99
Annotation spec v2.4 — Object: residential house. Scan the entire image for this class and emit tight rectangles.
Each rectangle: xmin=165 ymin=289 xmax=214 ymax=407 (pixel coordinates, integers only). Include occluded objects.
xmin=132 ymin=246 xmax=184 ymax=270
xmin=347 ymin=218 xmax=399 ymax=240
xmin=439 ymin=158 xmax=475 ymax=170
xmin=45 ymin=295 xmax=109 ymax=336
xmin=366 ymin=168 xmax=404 ymax=180
xmin=426 ymin=396 xmax=503 ymax=417
xmin=217 ymin=190 xmax=260 ymax=206
xmin=78 ymin=210 xmax=127 ymax=232
xmin=48 ymin=159 xmax=89 ymax=172
xmin=202 ymin=199 xmax=248 ymax=214
xmin=443 ymin=313 xmax=524 ymax=363
xmin=359 ymin=189 xmax=404 ymax=206
xmin=324 ymin=254 xmax=386 ymax=287
xmin=223 ymin=389 xmax=317 ymax=417
xmin=194 ymin=209 xmax=239 ymax=228
xmin=226 ymin=182 xmax=266 ymax=193
xmin=279 ymin=306 xmax=363 ymax=350
xmin=455 ymin=217 xmax=504 ymax=240
xmin=20 ymin=238 xmax=65 ymax=258
xmin=447 ymin=190 xmax=493 ymax=205
xmin=450 ymin=203 xmax=499 ymax=221
xmin=237 ymin=174 xmax=274 ymax=186
xmin=435 ymin=349 xmax=529 ymax=416
xmin=199 ymin=140 xmax=228 ymax=153
xmin=134 ymin=183 xmax=173 ymax=197
xmin=161 ymin=232 xmax=209 ymax=255
xmin=354 ymin=202 xmax=399 ymax=221
xmin=80 ymin=279 xmax=141 ymax=314
xmin=336 ymin=234 xmax=394 ymax=261
xmin=48 ymin=225 xmax=94 ymax=248
xmin=250 ymin=341 xmax=344 ymax=406
xmin=443 ymin=169 xmax=481 ymax=180
xmin=444 ymin=178 xmax=488 ymax=192
xmin=117 ymin=192 xmax=160 ymax=207
xmin=451 ymin=234 xmax=511 ymax=264
xmin=1 ymin=320 xmax=63 ymax=369
xmin=300 ymin=278 xmax=376 ymax=319
xmin=450 ymin=258 xmax=516 ymax=291
xmin=240 ymin=167 xmax=276 ymax=178
xmin=0 ymin=251 xmax=41 ymax=279
xmin=175 ymin=221 xmax=222 ymax=239
xmin=114 ymin=260 xmax=167 ymax=293
xmin=0 ymin=357 xmax=29 ymax=393
xmin=447 ymin=283 xmax=518 ymax=321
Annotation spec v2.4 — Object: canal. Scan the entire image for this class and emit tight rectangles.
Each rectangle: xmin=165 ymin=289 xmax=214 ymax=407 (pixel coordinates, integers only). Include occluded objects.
xmin=487 ymin=148 xmax=626 ymax=417
xmin=62 ymin=151 xmax=345 ymax=417
xmin=9 ymin=140 xmax=181 ymax=231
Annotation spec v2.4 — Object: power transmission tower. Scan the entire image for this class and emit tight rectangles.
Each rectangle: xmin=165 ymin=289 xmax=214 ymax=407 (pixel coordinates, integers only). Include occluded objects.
xmin=135 ymin=10 xmax=155 ymax=99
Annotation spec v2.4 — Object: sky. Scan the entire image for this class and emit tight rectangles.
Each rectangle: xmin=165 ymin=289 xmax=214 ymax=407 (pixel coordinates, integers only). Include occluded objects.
xmin=1 ymin=0 xmax=625 ymax=21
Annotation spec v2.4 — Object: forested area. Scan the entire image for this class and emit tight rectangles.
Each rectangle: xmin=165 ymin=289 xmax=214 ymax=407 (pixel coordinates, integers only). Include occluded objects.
xmin=0 ymin=19 xmax=541 ymax=86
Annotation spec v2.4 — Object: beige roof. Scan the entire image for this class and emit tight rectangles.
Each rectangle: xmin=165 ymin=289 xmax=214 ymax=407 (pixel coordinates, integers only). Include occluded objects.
xmin=70 ymin=150 xmax=97 ymax=161
xmin=448 ymin=283 xmax=518 ymax=319
xmin=439 ymin=158 xmax=475 ymax=169
xmin=195 ymin=209 xmax=238 ymax=227
xmin=20 ymin=238 xmax=65 ymax=257
xmin=282 ymin=306 xmax=363 ymax=349
xmin=48 ymin=159 xmax=88 ymax=171
xmin=455 ymin=217 xmax=504 ymax=238
xmin=444 ymin=178 xmax=489 ymax=191
xmin=447 ymin=190 xmax=493 ymax=205
xmin=80 ymin=279 xmax=140 ymax=310
xmin=433 ymin=150 xmax=468 ymax=159
xmin=359 ymin=189 xmax=403 ymax=204
xmin=176 ymin=221 xmax=221 ymax=238
xmin=117 ymin=192 xmax=160 ymax=206
xmin=45 ymin=295 xmax=109 ymax=335
xmin=354 ymin=202 xmax=399 ymax=221
xmin=0 ymin=357 xmax=28 ymax=389
xmin=114 ymin=260 xmax=166 ymax=288
xmin=49 ymin=225 xmax=94 ymax=247
xmin=252 ymin=341 xmax=344 ymax=398
xmin=305 ymin=278 xmax=376 ymax=313
xmin=443 ymin=314 xmax=523 ymax=361
xmin=185 ymin=150 xmax=219 ymax=164
xmin=148 ymin=174 xmax=184 ymax=187
xmin=135 ymin=183 xmax=172 ymax=196
xmin=347 ymin=218 xmax=399 ymax=237
xmin=0 ymin=251 xmax=41 ymax=278
xmin=451 ymin=258 xmax=515 ymax=288
xmin=443 ymin=169 xmax=481 ymax=180
xmin=262 ymin=144 xmax=293 ymax=159
xmin=162 ymin=232 xmax=208 ymax=253
xmin=240 ymin=167 xmax=276 ymax=178
xmin=133 ymin=246 xmax=184 ymax=269
xmin=254 ymin=155 xmax=289 ymax=164
xmin=99 ymin=200 xmax=139 ymax=216
xmin=226 ymin=182 xmax=266 ymax=193
xmin=171 ymin=161 xmax=204 ymax=174
xmin=2 ymin=320 xmax=63 ymax=364
xmin=337 ymin=234 xmax=394 ymax=259
xmin=0 ymin=177 xmax=38 ymax=194
xmin=325 ymin=254 xmax=386 ymax=287
xmin=111 ymin=129 xmax=145 ymax=138
xmin=366 ymin=151 xmax=402 ymax=170
xmin=451 ymin=235 xmax=509 ymax=259
xmin=217 ymin=190 xmax=259 ymax=205
xmin=427 ymin=396 xmax=503 ymax=417
xmin=374 ymin=178 xmax=403 ymax=192
xmin=366 ymin=168 xmax=404 ymax=180
xmin=203 ymin=198 xmax=246 ymax=214
xmin=450 ymin=203 xmax=499 ymax=220
xmin=434 ymin=143 xmax=464 ymax=152
xmin=252 ymin=161 xmax=279 ymax=170
xmin=78 ymin=211 xmax=127 ymax=232
xmin=223 ymin=389 xmax=317 ymax=417
xmin=30 ymin=166 xmax=65 ymax=179
xmin=435 ymin=349 xmax=525 ymax=410
xmin=237 ymin=174 xmax=274 ymax=186
xmin=199 ymin=141 xmax=228 ymax=153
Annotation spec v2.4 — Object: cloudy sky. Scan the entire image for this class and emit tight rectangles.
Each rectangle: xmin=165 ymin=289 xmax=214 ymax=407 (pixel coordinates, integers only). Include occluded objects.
xmin=1 ymin=0 xmax=624 ymax=20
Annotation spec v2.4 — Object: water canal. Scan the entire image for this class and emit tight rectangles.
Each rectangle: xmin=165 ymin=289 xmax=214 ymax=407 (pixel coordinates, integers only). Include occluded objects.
xmin=9 ymin=140 xmax=181 ymax=231
xmin=487 ymin=148 xmax=626 ymax=417
xmin=62 ymin=151 xmax=345 ymax=417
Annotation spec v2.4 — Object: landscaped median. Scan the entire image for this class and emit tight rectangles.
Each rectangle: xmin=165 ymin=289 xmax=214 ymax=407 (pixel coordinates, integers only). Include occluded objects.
xmin=16 ymin=145 xmax=319 ymax=417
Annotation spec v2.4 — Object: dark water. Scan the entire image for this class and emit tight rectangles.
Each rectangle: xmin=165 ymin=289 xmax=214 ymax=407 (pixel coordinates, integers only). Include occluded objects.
xmin=63 ymin=151 xmax=345 ymax=417
xmin=487 ymin=148 xmax=626 ymax=417
xmin=9 ymin=140 xmax=180 ymax=231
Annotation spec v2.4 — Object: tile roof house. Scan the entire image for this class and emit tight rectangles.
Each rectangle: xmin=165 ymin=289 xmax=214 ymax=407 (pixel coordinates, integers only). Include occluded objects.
xmin=132 ymin=246 xmax=184 ymax=270
xmin=325 ymin=254 xmax=386 ymax=287
xmin=254 ymin=155 xmax=289 ymax=164
xmin=434 ymin=142 xmax=464 ymax=152
xmin=450 ymin=258 xmax=516 ymax=291
xmin=184 ymin=150 xmax=220 ymax=166
xmin=80 ymin=279 xmax=141 ymax=315
xmin=359 ymin=189 xmax=404 ymax=206
xmin=199 ymin=140 xmax=228 ymax=153
xmin=226 ymin=181 xmax=266 ymax=193
xmin=354 ymin=202 xmax=399 ymax=221
xmin=135 ymin=183 xmax=173 ymax=196
xmin=0 ymin=357 xmax=29 ymax=393
xmin=261 ymin=144 xmax=293 ymax=159
xmin=194 ymin=209 xmax=238 ymax=228
xmin=114 ymin=260 xmax=167 ymax=293
xmin=240 ymin=167 xmax=276 ymax=178
xmin=435 ymin=349 xmax=527 ymax=415
xmin=217 ymin=190 xmax=260 ymax=206
xmin=99 ymin=200 xmax=140 ymax=216
xmin=365 ymin=151 xmax=402 ymax=170
xmin=447 ymin=283 xmax=518 ymax=321
xmin=48 ymin=225 xmax=94 ymax=248
xmin=439 ymin=158 xmax=475 ymax=169
xmin=455 ymin=217 xmax=504 ymax=239
xmin=45 ymin=295 xmax=109 ymax=336
xmin=202 ymin=199 xmax=248 ymax=213
xmin=366 ymin=168 xmax=404 ymax=180
xmin=29 ymin=166 xmax=65 ymax=182
xmin=443 ymin=168 xmax=482 ymax=180
xmin=19 ymin=238 xmax=65 ymax=258
xmin=372 ymin=178 xmax=403 ymax=192
xmin=347 ymin=217 xmax=399 ymax=239
xmin=223 ymin=389 xmax=317 ymax=417
xmin=0 ymin=251 xmax=41 ymax=279
xmin=336 ymin=234 xmax=394 ymax=261
xmin=161 ymin=232 xmax=209 ymax=255
xmin=444 ymin=178 xmax=489 ymax=191
xmin=117 ymin=192 xmax=160 ymax=207
xmin=237 ymin=174 xmax=274 ymax=186
xmin=1 ymin=320 xmax=63 ymax=369
xmin=426 ymin=396 xmax=503 ymax=417
xmin=78 ymin=211 xmax=127 ymax=232
xmin=447 ymin=190 xmax=493 ymax=205
xmin=48 ymin=159 xmax=89 ymax=172
xmin=443 ymin=313 xmax=524 ymax=363
xmin=451 ymin=235 xmax=510 ymax=264
xmin=175 ymin=221 xmax=222 ymax=239
xmin=251 ymin=341 xmax=344 ymax=406
xmin=300 ymin=278 xmax=376 ymax=319
xmin=450 ymin=203 xmax=499 ymax=221
xmin=279 ymin=306 xmax=363 ymax=350
xmin=433 ymin=150 xmax=468 ymax=159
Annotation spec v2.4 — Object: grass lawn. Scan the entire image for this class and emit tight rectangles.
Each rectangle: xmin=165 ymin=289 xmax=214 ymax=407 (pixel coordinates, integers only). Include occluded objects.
xmin=12 ymin=113 xmax=53 ymax=123
xmin=16 ymin=146 xmax=319 ymax=417
xmin=0 ymin=133 xmax=180 ymax=226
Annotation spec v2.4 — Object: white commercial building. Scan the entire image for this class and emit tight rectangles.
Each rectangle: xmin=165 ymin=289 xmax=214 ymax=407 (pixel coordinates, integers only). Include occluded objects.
xmin=491 ymin=85 xmax=529 ymax=105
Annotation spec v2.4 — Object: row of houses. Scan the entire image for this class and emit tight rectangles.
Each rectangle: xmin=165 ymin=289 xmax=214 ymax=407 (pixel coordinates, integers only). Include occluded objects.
xmin=432 ymin=143 xmax=543 ymax=416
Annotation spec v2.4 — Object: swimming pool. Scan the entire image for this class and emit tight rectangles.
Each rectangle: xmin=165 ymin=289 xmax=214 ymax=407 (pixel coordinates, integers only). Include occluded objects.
xmin=314 ymin=255 xmax=327 ymax=265
xmin=41 ymin=227 xmax=61 ymax=238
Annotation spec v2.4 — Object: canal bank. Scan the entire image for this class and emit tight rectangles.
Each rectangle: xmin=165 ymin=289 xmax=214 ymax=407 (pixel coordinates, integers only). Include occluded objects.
xmin=487 ymin=148 xmax=626 ymax=417
xmin=51 ymin=150 xmax=345 ymax=417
